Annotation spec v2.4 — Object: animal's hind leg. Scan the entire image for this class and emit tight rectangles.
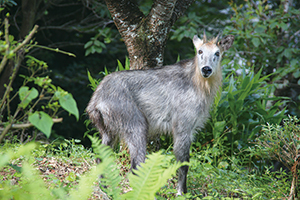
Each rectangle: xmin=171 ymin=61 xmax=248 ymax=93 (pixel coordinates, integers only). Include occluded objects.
xmin=93 ymin=113 xmax=113 ymax=164
xmin=125 ymin=127 xmax=147 ymax=171
xmin=101 ymin=132 xmax=113 ymax=146
xmin=122 ymin=110 xmax=148 ymax=171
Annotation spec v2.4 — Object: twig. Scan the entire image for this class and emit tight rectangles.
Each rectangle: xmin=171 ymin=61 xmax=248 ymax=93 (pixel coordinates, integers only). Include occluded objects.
xmin=0 ymin=18 xmax=10 ymax=74
xmin=13 ymin=118 xmax=63 ymax=129
xmin=13 ymin=25 xmax=39 ymax=54
xmin=0 ymin=118 xmax=63 ymax=142
xmin=33 ymin=44 xmax=76 ymax=57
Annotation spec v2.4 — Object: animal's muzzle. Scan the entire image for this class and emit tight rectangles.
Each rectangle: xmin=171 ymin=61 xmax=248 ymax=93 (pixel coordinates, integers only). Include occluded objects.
xmin=201 ymin=66 xmax=212 ymax=78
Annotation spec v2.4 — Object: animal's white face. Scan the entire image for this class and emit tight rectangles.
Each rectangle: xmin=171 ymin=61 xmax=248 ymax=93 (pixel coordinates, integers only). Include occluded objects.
xmin=193 ymin=34 xmax=234 ymax=79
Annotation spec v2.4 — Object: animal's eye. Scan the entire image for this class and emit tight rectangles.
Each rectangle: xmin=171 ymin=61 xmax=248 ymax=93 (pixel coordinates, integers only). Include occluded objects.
xmin=215 ymin=51 xmax=220 ymax=57
xmin=198 ymin=50 xmax=203 ymax=54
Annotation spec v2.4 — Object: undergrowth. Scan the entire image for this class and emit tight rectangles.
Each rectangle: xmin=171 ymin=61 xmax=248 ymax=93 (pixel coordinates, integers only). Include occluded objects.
xmin=0 ymin=134 xmax=295 ymax=199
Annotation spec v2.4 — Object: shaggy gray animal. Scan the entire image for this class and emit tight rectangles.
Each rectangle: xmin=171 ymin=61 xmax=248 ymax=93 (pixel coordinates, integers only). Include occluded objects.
xmin=87 ymin=33 xmax=234 ymax=195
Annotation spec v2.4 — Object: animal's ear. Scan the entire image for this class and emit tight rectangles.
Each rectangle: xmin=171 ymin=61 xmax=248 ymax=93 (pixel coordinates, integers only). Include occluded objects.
xmin=193 ymin=35 xmax=203 ymax=49
xmin=218 ymin=35 xmax=234 ymax=52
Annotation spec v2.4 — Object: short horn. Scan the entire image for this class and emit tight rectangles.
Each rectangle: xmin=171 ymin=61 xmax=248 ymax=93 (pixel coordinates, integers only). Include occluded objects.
xmin=213 ymin=31 xmax=223 ymax=44
xmin=203 ymin=30 xmax=207 ymax=43
xmin=216 ymin=31 xmax=223 ymax=43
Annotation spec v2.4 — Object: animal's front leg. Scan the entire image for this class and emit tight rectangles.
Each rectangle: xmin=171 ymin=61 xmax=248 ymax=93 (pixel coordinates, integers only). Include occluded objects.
xmin=173 ymin=132 xmax=191 ymax=195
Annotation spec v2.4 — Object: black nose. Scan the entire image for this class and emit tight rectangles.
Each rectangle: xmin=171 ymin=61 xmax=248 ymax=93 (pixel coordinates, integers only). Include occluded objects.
xmin=201 ymin=66 xmax=212 ymax=78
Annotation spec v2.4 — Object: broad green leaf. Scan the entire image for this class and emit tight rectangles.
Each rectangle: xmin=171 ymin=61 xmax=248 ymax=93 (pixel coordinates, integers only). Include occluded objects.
xmin=254 ymin=25 xmax=266 ymax=33
xmin=85 ymin=48 xmax=91 ymax=56
xmin=279 ymin=22 xmax=288 ymax=30
xmin=213 ymin=121 xmax=226 ymax=138
xmin=55 ymin=90 xmax=79 ymax=120
xmin=251 ymin=38 xmax=260 ymax=47
xmin=283 ymin=48 xmax=292 ymax=59
xmin=84 ymin=41 xmax=93 ymax=49
xmin=95 ymin=47 xmax=103 ymax=53
xmin=19 ymin=86 xmax=38 ymax=108
xmin=29 ymin=111 xmax=53 ymax=138
xmin=94 ymin=40 xmax=101 ymax=46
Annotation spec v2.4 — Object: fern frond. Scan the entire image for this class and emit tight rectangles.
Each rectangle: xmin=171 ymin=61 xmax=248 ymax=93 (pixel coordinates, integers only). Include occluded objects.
xmin=68 ymin=162 xmax=107 ymax=200
xmin=86 ymin=135 xmax=122 ymax=200
xmin=122 ymin=151 xmax=183 ymax=200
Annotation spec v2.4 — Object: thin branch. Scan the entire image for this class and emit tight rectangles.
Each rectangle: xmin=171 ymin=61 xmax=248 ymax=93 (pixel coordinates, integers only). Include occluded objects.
xmin=32 ymin=44 xmax=76 ymax=57
xmin=13 ymin=25 xmax=39 ymax=54
xmin=0 ymin=18 xmax=10 ymax=74
xmin=0 ymin=118 xmax=63 ymax=142
xmin=12 ymin=118 xmax=63 ymax=129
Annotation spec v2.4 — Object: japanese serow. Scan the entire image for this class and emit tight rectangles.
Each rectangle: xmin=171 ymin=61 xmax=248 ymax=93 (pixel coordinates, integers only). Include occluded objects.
xmin=87 ymin=33 xmax=234 ymax=195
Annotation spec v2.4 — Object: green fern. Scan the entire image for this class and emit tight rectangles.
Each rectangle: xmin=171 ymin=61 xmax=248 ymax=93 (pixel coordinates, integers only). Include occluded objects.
xmin=122 ymin=151 xmax=184 ymax=200
xmin=88 ymin=135 xmax=185 ymax=200
xmin=68 ymin=160 xmax=106 ymax=200
xmin=87 ymin=135 xmax=122 ymax=200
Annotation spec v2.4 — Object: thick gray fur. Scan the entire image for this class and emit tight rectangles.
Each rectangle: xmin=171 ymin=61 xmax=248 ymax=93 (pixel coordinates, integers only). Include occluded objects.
xmin=87 ymin=34 xmax=234 ymax=195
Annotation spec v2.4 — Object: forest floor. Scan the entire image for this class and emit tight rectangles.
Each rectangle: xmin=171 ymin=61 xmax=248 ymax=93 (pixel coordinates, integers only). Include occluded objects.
xmin=0 ymin=141 xmax=294 ymax=199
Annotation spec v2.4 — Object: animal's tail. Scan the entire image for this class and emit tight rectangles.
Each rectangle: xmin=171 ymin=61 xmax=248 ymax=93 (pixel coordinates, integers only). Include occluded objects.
xmin=86 ymin=100 xmax=102 ymax=125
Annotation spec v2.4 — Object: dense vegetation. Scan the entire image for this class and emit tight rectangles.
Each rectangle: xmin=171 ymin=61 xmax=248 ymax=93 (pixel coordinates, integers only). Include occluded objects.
xmin=0 ymin=0 xmax=300 ymax=199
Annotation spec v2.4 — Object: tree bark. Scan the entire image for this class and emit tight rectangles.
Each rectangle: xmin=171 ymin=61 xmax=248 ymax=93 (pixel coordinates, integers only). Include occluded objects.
xmin=104 ymin=0 xmax=194 ymax=69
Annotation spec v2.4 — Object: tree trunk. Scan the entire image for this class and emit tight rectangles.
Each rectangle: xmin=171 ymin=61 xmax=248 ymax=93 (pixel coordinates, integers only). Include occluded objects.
xmin=104 ymin=0 xmax=194 ymax=70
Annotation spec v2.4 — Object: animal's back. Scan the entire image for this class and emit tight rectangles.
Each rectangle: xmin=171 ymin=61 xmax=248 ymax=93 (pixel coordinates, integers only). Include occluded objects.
xmin=87 ymin=58 xmax=213 ymax=140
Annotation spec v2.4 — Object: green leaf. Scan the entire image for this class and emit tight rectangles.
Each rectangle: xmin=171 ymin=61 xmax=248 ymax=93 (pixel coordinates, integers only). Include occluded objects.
xmin=251 ymin=38 xmax=260 ymax=47
xmin=7 ymin=164 xmax=22 ymax=173
xmin=125 ymin=56 xmax=130 ymax=70
xmin=29 ymin=111 xmax=53 ymax=138
xmin=55 ymin=90 xmax=79 ymax=120
xmin=95 ymin=47 xmax=103 ymax=53
xmin=19 ymin=86 xmax=39 ymax=108
xmin=84 ymin=41 xmax=93 ymax=49
xmin=94 ymin=40 xmax=101 ymax=46
xmin=213 ymin=121 xmax=226 ymax=138
xmin=104 ymin=67 xmax=109 ymax=75
xmin=293 ymin=70 xmax=300 ymax=79
xmin=85 ymin=48 xmax=91 ymax=56
xmin=279 ymin=22 xmax=288 ymax=30
xmin=270 ymin=21 xmax=278 ymax=29
xmin=117 ymin=59 xmax=125 ymax=71
xmin=254 ymin=25 xmax=266 ymax=33
xmin=283 ymin=48 xmax=292 ymax=59
xmin=87 ymin=70 xmax=98 ymax=91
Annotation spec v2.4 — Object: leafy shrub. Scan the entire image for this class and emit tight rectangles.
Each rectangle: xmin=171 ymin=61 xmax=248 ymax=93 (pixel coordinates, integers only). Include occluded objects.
xmin=226 ymin=1 xmax=300 ymax=75
xmin=223 ymin=0 xmax=300 ymax=116
xmin=195 ymin=67 xmax=287 ymax=162
xmin=0 ymin=17 xmax=79 ymax=143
